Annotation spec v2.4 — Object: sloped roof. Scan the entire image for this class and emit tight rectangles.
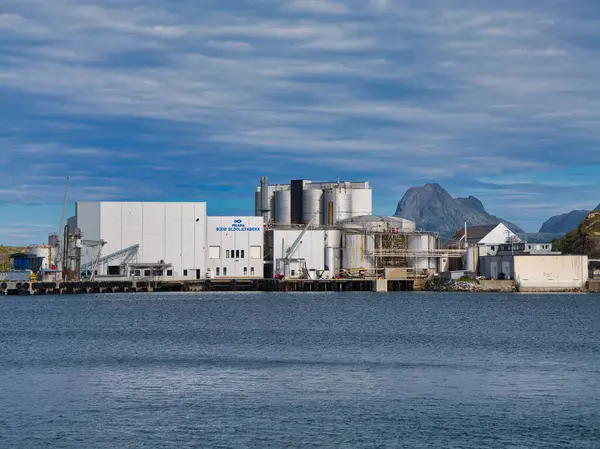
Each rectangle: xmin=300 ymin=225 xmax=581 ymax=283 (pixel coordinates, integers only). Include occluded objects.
xmin=465 ymin=225 xmax=498 ymax=243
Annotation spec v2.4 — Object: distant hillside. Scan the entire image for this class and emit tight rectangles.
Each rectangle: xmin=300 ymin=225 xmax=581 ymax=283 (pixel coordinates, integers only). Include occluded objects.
xmin=394 ymin=183 xmax=524 ymax=237
xmin=517 ymin=232 xmax=564 ymax=243
xmin=539 ymin=210 xmax=591 ymax=234
xmin=0 ymin=246 xmax=27 ymax=270
xmin=553 ymin=211 xmax=600 ymax=258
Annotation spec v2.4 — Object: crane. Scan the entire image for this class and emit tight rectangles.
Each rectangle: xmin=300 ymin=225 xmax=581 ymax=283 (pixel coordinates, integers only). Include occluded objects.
xmin=54 ymin=176 xmax=70 ymax=273
xmin=277 ymin=214 xmax=317 ymax=278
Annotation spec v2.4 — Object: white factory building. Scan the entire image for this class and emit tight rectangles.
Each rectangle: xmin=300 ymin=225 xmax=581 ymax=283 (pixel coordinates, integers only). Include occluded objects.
xmin=75 ymin=202 xmax=263 ymax=279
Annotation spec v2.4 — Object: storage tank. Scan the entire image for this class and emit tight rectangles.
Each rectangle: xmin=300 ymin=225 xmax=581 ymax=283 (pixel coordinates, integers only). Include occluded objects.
xmin=465 ymin=244 xmax=474 ymax=272
xmin=324 ymin=229 xmax=342 ymax=276
xmin=324 ymin=187 xmax=352 ymax=224
xmin=27 ymin=245 xmax=53 ymax=269
xmin=274 ymin=190 xmax=291 ymax=225
xmin=302 ymin=189 xmax=323 ymax=226
xmin=351 ymin=189 xmax=372 ymax=217
xmin=342 ymin=232 xmax=375 ymax=271
xmin=407 ymin=234 xmax=431 ymax=270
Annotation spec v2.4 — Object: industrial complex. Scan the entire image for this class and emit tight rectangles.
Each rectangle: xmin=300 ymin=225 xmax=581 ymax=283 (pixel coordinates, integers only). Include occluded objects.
xmin=0 ymin=176 xmax=596 ymax=294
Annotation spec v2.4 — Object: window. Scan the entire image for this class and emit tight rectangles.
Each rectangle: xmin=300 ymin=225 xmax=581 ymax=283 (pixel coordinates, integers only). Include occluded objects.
xmin=250 ymin=246 xmax=262 ymax=259
xmin=491 ymin=246 xmax=495 ymax=251
xmin=241 ymin=250 xmax=245 ymax=259
xmin=183 ymin=269 xmax=188 ymax=276
xmin=291 ymin=269 xmax=296 ymax=277
xmin=134 ymin=270 xmax=141 ymax=276
xmin=243 ymin=267 xmax=248 ymax=276
xmin=216 ymin=267 xmax=220 ymax=276
xmin=144 ymin=270 xmax=150 ymax=277
xmin=167 ymin=270 xmax=173 ymax=276
xmin=226 ymin=250 xmax=230 ymax=258
xmin=153 ymin=270 xmax=163 ymax=276
xmin=108 ymin=266 xmax=120 ymax=276
xmin=236 ymin=250 xmax=240 ymax=259
xmin=209 ymin=246 xmax=221 ymax=259
xmin=251 ymin=267 xmax=255 ymax=276
xmin=223 ymin=267 xmax=227 ymax=276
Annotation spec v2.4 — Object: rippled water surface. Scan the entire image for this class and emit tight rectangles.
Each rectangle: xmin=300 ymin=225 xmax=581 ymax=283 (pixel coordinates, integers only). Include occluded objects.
xmin=1 ymin=292 xmax=599 ymax=448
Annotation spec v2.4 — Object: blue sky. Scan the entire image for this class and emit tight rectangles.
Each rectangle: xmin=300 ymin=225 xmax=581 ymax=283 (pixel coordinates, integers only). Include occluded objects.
xmin=1 ymin=0 xmax=600 ymax=244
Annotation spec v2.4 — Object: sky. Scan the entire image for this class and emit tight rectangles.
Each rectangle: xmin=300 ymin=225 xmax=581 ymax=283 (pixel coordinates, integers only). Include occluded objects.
xmin=1 ymin=0 xmax=600 ymax=245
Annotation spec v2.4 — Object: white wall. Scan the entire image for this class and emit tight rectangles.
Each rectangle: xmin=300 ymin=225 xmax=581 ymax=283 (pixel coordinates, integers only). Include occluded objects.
xmin=206 ymin=217 xmax=264 ymax=278
xmin=272 ymin=229 xmax=326 ymax=277
xmin=77 ymin=202 xmax=206 ymax=277
xmin=514 ymin=255 xmax=589 ymax=290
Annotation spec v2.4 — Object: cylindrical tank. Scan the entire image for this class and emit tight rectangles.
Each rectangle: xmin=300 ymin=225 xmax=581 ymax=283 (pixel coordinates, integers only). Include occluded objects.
xmin=342 ymin=232 xmax=375 ymax=270
xmin=407 ymin=234 xmax=431 ymax=270
xmin=351 ymin=189 xmax=372 ymax=217
xmin=324 ymin=229 xmax=342 ymax=276
xmin=465 ymin=244 xmax=474 ymax=272
xmin=274 ymin=190 xmax=291 ymax=225
xmin=439 ymin=256 xmax=450 ymax=273
xmin=323 ymin=187 xmax=352 ymax=224
xmin=27 ymin=245 xmax=52 ymax=269
xmin=302 ymin=189 xmax=322 ymax=226
xmin=337 ymin=190 xmax=352 ymax=221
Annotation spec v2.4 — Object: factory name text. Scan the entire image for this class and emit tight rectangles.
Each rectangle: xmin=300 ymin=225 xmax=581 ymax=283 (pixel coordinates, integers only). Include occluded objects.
xmin=216 ymin=219 xmax=261 ymax=232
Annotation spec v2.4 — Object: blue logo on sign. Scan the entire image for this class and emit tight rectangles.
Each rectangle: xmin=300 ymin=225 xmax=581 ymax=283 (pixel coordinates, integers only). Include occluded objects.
xmin=234 ymin=219 xmax=243 ymax=224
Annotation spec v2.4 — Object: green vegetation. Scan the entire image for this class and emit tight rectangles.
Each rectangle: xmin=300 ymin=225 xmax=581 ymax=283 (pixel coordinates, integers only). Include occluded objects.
xmin=0 ymin=246 xmax=27 ymax=271
xmin=553 ymin=211 xmax=600 ymax=258
xmin=457 ymin=276 xmax=478 ymax=283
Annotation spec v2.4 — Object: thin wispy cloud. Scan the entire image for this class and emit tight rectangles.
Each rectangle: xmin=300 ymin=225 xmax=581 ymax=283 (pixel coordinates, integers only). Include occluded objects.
xmin=1 ymin=0 xmax=599 ymax=243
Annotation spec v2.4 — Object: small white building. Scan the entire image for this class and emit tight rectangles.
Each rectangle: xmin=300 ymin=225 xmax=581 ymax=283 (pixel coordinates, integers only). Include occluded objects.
xmin=514 ymin=255 xmax=589 ymax=291
xmin=206 ymin=217 xmax=264 ymax=278
xmin=479 ymin=243 xmax=588 ymax=290
xmin=452 ymin=223 xmax=522 ymax=273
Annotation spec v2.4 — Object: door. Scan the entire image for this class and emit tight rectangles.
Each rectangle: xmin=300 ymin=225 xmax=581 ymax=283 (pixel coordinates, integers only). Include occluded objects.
xmin=490 ymin=262 xmax=498 ymax=280
xmin=502 ymin=262 xmax=511 ymax=280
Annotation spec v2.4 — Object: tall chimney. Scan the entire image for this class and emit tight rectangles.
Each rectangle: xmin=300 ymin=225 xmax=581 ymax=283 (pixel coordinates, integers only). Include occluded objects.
xmin=260 ymin=176 xmax=269 ymax=222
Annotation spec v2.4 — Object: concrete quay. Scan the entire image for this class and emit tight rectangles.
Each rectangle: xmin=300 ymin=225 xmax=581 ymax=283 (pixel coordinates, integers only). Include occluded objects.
xmin=0 ymin=278 xmax=415 ymax=295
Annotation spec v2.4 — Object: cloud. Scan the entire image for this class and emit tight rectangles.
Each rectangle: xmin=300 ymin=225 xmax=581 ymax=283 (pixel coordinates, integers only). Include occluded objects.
xmin=285 ymin=0 xmax=348 ymax=15
xmin=1 ymin=0 xmax=600 ymax=240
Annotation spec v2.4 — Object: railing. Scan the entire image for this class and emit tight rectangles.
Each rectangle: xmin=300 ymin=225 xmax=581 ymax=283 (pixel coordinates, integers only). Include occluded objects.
xmin=367 ymin=249 xmax=465 ymax=258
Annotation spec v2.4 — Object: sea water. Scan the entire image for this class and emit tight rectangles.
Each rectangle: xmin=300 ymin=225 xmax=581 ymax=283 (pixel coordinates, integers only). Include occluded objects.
xmin=1 ymin=292 xmax=599 ymax=448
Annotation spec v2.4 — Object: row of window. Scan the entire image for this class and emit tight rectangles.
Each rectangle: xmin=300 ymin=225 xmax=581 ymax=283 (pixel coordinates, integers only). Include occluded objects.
xmin=226 ymin=249 xmax=244 ymax=259
xmin=208 ymin=246 xmax=262 ymax=259
xmin=214 ymin=267 xmax=255 ymax=276
xmin=132 ymin=269 xmax=173 ymax=277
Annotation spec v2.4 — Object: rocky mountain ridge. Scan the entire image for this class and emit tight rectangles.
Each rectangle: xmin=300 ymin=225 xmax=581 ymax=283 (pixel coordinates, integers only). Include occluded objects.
xmin=393 ymin=183 xmax=524 ymax=237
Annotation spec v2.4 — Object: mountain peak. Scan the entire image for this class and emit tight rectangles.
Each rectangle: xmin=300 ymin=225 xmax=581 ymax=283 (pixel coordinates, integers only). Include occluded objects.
xmin=394 ymin=184 xmax=524 ymax=236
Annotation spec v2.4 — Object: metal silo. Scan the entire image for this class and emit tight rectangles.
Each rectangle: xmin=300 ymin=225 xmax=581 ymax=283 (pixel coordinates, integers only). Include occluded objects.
xmin=351 ymin=188 xmax=372 ymax=217
xmin=324 ymin=187 xmax=352 ymax=224
xmin=342 ymin=232 xmax=375 ymax=271
xmin=324 ymin=229 xmax=342 ymax=277
xmin=302 ymin=188 xmax=323 ymax=226
xmin=407 ymin=234 xmax=431 ymax=270
xmin=274 ymin=190 xmax=291 ymax=225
